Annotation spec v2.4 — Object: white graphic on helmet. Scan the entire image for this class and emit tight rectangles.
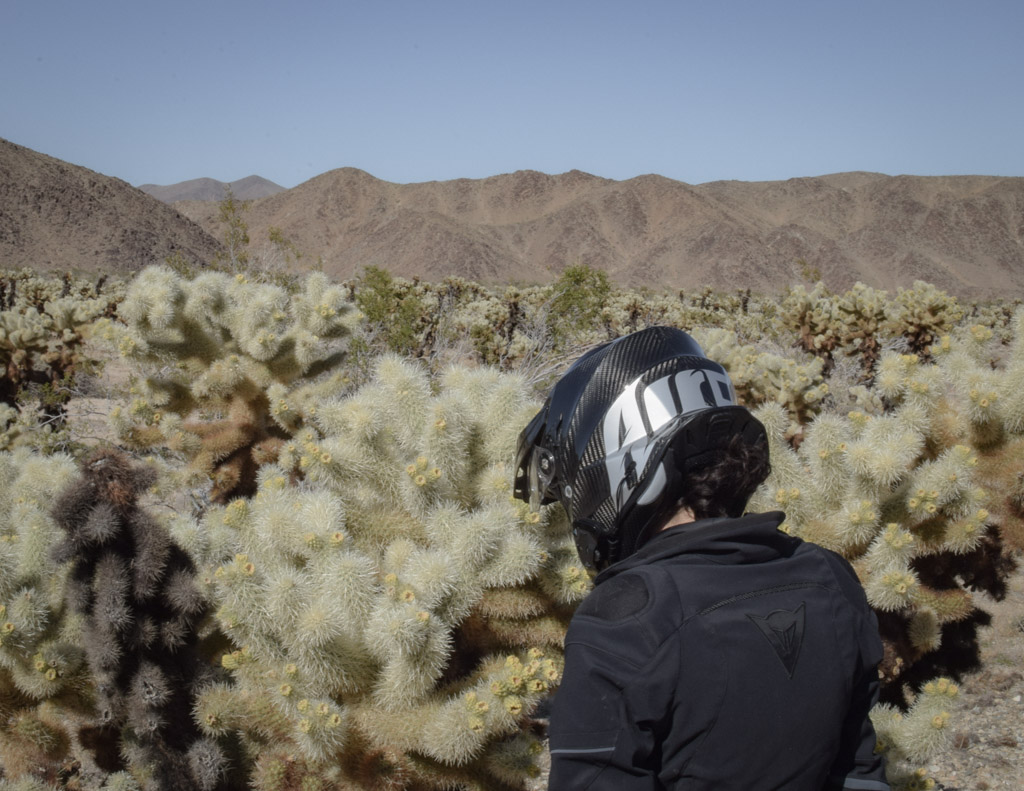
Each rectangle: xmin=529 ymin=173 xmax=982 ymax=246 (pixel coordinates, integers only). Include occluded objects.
xmin=602 ymin=368 xmax=735 ymax=510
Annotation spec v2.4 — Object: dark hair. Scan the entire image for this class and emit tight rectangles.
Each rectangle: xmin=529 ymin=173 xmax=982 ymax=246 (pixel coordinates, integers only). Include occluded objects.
xmin=673 ymin=433 xmax=771 ymax=521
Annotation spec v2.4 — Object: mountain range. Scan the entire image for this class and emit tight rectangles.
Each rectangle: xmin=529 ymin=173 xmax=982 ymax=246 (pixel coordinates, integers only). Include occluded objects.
xmin=137 ymin=175 xmax=284 ymax=203
xmin=2 ymin=138 xmax=1022 ymax=297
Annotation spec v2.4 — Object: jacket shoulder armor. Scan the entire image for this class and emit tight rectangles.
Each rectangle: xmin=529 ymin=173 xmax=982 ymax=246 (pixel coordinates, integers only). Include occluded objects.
xmin=576 ymin=571 xmax=651 ymax=621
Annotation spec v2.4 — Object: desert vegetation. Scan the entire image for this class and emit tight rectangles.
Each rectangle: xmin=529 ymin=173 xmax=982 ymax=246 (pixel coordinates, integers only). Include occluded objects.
xmin=0 ymin=262 xmax=1021 ymax=791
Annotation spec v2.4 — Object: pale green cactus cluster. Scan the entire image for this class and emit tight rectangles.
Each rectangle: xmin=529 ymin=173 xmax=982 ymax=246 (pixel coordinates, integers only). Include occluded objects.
xmin=777 ymin=281 xmax=965 ymax=377
xmin=887 ymin=281 xmax=965 ymax=356
xmin=0 ymin=270 xmax=120 ymax=452
xmin=173 ymin=355 xmax=587 ymax=790
xmin=97 ymin=265 xmax=360 ymax=502
xmin=0 ymin=449 xmax=85 ymax=783
xmin=871 ymin=677 xmax=961 ymax=791
xmin=694 ymin=327 xmax=830 ymax=431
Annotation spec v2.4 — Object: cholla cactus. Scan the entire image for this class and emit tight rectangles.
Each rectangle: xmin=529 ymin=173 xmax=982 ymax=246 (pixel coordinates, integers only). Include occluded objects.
xmin=884 ymin=281 xmax=964 ymax=357
xmin=871 ymin=677 xmax=961 ymax=791
xmin=0 ymin=289 xmax=113 ymax=452
xmin=0 ymin=449 xmax=83 ymax=784
xmin=778 ymin=282 xmax=889 ymax=376
xmin=778 ymin=281 xmax=964 ymax=379
xmin=187 ymin=357 xmax=586 ymax=790
xmin=49 ymin=448 xmax=230 ymax=791
xmin=98 ymin=266 xmax=360 ymax=502
xmin=694 ymin=327 xmax=830 ymax=432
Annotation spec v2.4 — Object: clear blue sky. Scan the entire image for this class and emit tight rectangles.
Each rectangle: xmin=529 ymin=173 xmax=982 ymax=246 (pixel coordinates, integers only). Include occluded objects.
xmin=3 ymin=1 xmax=1023 ymax=188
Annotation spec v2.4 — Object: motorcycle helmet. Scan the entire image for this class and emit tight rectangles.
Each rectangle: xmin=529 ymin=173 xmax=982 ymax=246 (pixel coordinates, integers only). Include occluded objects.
xmin=514 ymin=326 xmax=767 ymax=573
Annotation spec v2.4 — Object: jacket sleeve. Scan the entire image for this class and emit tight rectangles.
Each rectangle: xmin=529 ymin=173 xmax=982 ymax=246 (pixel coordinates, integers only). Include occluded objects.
xmin=547 ymin=574 xmax=670 ymax=791
xmin=823 ymin=664 xmax=890 ymax=791
xmin=823 ymin=554 xmax=891 ymax=791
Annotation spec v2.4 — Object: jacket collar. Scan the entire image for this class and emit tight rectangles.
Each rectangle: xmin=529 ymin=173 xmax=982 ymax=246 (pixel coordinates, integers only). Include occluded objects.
xmin=596 ymin=511 xmax=792 ymax=583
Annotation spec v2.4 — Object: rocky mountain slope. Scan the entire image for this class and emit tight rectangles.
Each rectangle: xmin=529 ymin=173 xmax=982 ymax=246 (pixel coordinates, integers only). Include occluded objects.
xmin=0 ymin=138 xmax=222 ymax=272
xmin=176 ymin=167 xmax=1024 ymax=296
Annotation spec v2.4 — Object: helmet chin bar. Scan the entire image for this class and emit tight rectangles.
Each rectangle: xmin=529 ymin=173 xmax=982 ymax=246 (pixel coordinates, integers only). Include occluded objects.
xmin=572 ymin=520 xmax=621 ymax=575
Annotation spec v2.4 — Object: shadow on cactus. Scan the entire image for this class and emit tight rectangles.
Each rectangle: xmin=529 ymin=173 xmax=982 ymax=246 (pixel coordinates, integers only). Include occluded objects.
xmin=97 ymin=266 xmax=360 ymax=503
xmin=49 ymin=448 xmax=239 ymax=791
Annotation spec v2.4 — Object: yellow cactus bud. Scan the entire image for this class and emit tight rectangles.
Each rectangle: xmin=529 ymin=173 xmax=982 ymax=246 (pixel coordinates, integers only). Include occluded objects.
xmin=280 ymin=684 xmax=293 ymax=697
xmin=285 ymin=663 xmax=298 ymax=676
xmin=415 ymin=474 xmax=427 ymax=487
xmin=298 ymin=719 xmax=312 ymax=733
xmin=297 ymin=699 xmax=310 ymax=713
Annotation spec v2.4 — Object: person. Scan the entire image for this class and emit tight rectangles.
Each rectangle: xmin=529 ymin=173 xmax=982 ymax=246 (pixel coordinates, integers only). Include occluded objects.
xmin=513 ymin=326 xmax=889 ymax=791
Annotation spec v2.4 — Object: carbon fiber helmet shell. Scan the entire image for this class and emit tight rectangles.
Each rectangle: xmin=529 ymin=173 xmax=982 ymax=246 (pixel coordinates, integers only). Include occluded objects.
xmin=514 ymin=326 xmax=767 ymax=573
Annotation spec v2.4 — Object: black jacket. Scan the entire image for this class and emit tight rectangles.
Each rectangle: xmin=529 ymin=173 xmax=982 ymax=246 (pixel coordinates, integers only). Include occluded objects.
xmin=547 ymin=511 xmax=890 ymax=791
